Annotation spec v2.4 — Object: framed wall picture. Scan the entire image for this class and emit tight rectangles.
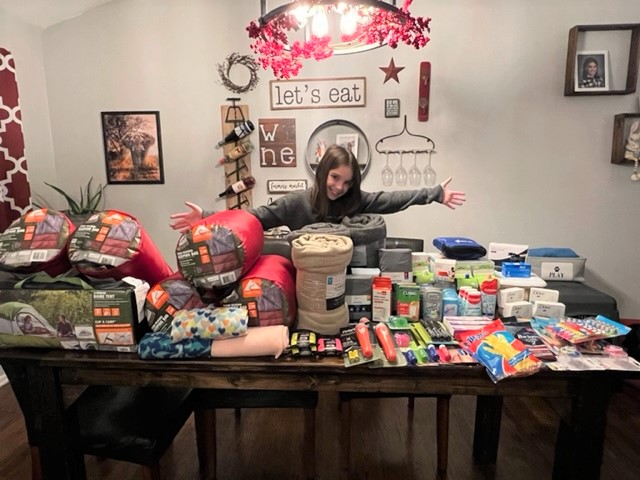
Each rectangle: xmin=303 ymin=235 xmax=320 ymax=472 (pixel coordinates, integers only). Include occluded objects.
xmin=336 ymin=133 xmax=359 ymax=158
xmin=611 ymin=113 xmax=640 ymax=164
xmin=305 ymin=119 xmax=371 ymax=179
xmin=101 ymin=111 xmax=164 ymax=184
xmin=385 ymin=98 xmax=401 ymax=118
xmin=575 ymin=50 xmax=609 ymax=92
xmin=564 ymin=24 xmax=640 ymax=96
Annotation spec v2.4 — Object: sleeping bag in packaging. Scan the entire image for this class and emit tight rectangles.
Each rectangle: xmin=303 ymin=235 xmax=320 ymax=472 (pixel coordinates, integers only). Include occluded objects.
xmin=175 ymin=209 xmax=263 ymax=290
xmin=67 ymin=210 xmax=173 ymax=285
xmin=223 ymin=254 xmax=297 ymax=328
xmin=0 ymin=209 xmax=75 ymax=276
xmin=144 ymin=272 xmax=207 ymax=333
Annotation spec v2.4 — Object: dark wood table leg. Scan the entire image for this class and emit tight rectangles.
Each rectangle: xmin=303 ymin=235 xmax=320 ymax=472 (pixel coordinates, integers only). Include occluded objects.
xmin=194 ymin=408 xmax=217 ymax=480
xmin=473 ymin=395 xmax=503 ymax=464
xmin=25 ymin=363 xmax=86 ymax=480
xmin=552 ymin=377 xmax=613 ymax=480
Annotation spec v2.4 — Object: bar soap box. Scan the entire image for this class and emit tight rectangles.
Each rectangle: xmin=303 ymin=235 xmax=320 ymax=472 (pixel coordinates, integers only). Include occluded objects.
xmin=501 ymin=301 xmax=533 ymax=319
xmin=533 ymin=301 xmax=566 ymax=319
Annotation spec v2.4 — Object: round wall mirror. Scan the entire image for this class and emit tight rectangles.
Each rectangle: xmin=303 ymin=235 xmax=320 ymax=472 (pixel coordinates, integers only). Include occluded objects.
xmin=305 ymin=119 xmax=371 ymax=179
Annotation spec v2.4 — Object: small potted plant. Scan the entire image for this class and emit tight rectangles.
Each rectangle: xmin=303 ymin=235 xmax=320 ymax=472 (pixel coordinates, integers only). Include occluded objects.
xmin=41 ymin=177 xmax=106 ymax=225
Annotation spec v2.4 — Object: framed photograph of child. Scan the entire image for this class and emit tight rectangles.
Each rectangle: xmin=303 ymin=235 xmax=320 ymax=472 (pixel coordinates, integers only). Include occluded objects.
xmin=336 ymin=133 xmax=359 ymax=159
xmin=575 ymin=51 xmax=609 ymax=92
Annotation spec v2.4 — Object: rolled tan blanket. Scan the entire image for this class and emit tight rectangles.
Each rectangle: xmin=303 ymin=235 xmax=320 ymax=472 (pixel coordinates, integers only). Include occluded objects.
xmin=210 ymin=325 xmax=289 ymax=358
xmin=341 ymin=214 xmax=386 ymax=268
xmin=291 ymin=234 xmax=353 ymax=335
xmin=287 ymin=222 xmax=351 ymax=243
xmin=291 ymin=234 xmax=353 ymax=272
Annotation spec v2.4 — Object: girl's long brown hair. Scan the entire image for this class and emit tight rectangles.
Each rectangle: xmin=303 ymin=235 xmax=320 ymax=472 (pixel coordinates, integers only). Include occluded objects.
xmin=310 ymin=144 xmax=362 ymax=221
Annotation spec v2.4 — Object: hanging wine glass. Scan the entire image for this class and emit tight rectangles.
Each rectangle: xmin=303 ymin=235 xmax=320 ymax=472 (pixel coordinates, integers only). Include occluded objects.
xmin=423 ymin=149 xmax=437 ymax=186
xmin=409 ymin=150 xmax=422 ymax=186
xmin=395 ymin=151 xmax=407 ymax=186
xmin=381 ymin=152 xmax=394 ymax=187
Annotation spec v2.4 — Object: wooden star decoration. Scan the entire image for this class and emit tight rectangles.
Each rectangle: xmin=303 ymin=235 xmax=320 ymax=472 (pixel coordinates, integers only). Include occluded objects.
xmin=379 ymin=58 xmax=405 ymax=84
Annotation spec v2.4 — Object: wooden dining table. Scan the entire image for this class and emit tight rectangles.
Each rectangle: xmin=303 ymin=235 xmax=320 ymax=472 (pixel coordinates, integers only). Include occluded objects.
xmin=0 ymin=347 xmax=636 ymax=480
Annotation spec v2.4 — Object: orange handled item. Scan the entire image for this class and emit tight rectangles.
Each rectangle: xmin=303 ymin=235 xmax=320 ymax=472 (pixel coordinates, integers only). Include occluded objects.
xmin=355 ymin=322 xmax=373 ymax=358
xmin=374 ymin=323 xmax=397 ymax=362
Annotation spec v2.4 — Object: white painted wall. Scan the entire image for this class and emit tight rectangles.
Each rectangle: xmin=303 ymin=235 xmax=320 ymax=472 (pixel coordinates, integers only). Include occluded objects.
xmin=4 ymin=0 xmax=640 ymax=319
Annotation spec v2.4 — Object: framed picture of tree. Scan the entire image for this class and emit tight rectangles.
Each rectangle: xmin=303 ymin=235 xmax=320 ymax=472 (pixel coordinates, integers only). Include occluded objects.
xmin=101 ymin=111 xmax=164 ymax=184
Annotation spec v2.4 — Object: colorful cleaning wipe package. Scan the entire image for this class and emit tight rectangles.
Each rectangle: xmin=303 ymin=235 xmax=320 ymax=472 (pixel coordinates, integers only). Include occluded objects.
xmin=458 ymin=319 xmax=542 ymax=382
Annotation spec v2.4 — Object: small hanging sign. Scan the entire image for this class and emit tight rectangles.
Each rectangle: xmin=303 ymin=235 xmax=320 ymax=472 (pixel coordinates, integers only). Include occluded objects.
xmin=267 ymin=179 xmax=308 ymax=194
xmin=418 ymin=61 xmax=431 ymax=122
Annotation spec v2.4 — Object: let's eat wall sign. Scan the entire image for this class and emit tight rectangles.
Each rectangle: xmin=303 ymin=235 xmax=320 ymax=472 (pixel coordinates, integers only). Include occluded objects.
xmin=270 ymin=77 xmax=366 ymax=110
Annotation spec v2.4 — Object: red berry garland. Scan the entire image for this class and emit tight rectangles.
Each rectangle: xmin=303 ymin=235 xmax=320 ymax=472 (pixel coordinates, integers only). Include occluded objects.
xmin=246 ymin=0 xmax=430 ymax=79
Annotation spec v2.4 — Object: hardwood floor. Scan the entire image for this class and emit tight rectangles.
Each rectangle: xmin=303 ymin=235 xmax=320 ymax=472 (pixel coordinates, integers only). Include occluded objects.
xmin=0 ymin=381 xmax=638 ymax=480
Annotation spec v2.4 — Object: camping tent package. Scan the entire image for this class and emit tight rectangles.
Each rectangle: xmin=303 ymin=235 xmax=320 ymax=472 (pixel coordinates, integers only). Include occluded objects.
xmin=223 ymin=254 xmax=297 ymax=328
xmin=0 ymin=274 xmax=143 ymax=351
xmin=67 ymin=210 xmax=173 ymax=285
xmin=175 ymin=209 xmax=263 ymax=290
xmin=0 ymin=209 xmax=75 ymax=276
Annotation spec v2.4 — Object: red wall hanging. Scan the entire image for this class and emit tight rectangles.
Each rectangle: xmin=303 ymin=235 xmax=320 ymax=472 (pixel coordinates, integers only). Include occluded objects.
xmin=0 ymin=48 xmax=31 ymax=231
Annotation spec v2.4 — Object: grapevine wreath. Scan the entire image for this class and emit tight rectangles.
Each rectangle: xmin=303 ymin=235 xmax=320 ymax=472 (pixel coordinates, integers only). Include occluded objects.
xmin=218 ymin=53 xmax=260 ymax=94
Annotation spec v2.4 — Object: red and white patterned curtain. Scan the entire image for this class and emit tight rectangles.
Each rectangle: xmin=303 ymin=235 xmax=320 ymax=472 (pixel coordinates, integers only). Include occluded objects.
xmin=0 ymin=47 xmax=31 ymax=232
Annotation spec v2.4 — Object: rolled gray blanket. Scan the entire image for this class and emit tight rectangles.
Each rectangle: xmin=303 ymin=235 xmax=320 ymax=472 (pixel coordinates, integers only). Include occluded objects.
xmin=341 ymin=214 xmax=386 ymax=268
xmin=287 ymin=222 xmax=351 ymax=243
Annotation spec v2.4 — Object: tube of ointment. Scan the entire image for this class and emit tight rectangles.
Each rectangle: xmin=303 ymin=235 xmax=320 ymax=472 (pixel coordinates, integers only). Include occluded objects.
xmin=426 ymin=343 xmax=440 ymax=362
xmin=403 ymin=349 xmax=418 ymax=365
xmin=411 ymin=341 xmax=428 ymax=363
xmin=438 ymin=344 xmax=451 ymax=362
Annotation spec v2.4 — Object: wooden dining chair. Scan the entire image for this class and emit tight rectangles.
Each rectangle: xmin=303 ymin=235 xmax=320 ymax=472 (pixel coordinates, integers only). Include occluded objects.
xmin=5 ymin=362 xmax=194 ymax=480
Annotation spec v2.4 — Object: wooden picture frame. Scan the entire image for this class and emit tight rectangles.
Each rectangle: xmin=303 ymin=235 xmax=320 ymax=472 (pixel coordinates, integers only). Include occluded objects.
xmin=564 ymin=24 xmax=640 ymax=96
xmin=611 ymin=113 xmax=640 ymax=164
xmin=101 ymin=111 xmax=164 ymax=184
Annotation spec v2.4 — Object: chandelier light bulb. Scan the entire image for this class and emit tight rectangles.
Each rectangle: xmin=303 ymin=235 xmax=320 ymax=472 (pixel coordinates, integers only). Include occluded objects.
xmin=311 ymin=7 xmax=329 ymax=37
xmin=340 ymin=8 xmax=358 ymax=35
xmin=248 ymin=0 xmax=432 ymax=79
xmin=291 ymin=6 xmax=309 ymax=28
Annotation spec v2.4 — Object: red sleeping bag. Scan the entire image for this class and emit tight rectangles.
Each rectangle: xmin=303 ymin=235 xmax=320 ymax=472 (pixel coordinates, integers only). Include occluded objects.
xmin=175 ymin=209 xmax=263 ymax=290
xmin=224 ymin=254 xmax=297 ymax=328
xmin=0 ymin=208 xmax=75 ymax=276
xmin=67 ymin=210 xmax=173 ymax=285
xmin=144 ymin=272 xmax=207 ymax=333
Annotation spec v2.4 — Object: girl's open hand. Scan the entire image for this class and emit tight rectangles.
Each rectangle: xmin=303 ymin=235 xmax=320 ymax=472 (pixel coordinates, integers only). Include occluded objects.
xmin=439 ymin=177 xmax=466 ymax=210
xmin=169 ymin=201 xmax=203 ymax=232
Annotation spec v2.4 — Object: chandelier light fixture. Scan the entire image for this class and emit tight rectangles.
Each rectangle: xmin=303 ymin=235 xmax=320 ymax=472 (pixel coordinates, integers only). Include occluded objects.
xmin=247 ymin=0 xmax=431 ymax=79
